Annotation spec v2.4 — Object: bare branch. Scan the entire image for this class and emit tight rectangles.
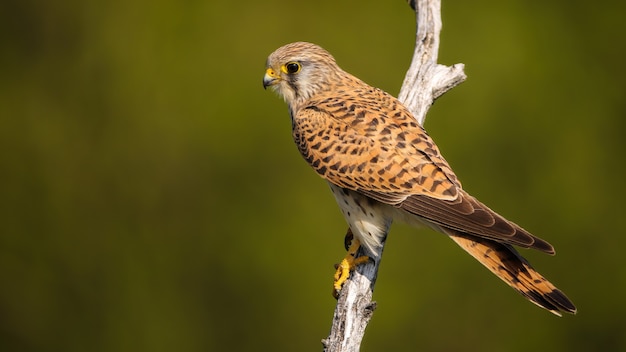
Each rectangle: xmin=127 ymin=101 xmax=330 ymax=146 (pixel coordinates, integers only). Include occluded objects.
xmin=322 ymin=1 xmax=466 ymax=351
xmin=399 ymin=0 xmax=467 ymax=124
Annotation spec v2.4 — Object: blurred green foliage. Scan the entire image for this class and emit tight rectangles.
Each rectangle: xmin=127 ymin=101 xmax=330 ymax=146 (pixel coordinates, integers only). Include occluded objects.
xmin=1 ymin=0 xmax=625 ymax=351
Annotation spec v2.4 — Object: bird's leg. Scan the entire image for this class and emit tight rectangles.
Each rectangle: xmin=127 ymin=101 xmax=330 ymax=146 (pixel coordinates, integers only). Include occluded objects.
xmin=333 ymin=228 xmax=371 ymax=298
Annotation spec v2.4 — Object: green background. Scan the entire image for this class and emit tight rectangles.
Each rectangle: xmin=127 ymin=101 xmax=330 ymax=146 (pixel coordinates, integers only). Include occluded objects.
xmin=2 ymin=0 xmax=625 ymax=351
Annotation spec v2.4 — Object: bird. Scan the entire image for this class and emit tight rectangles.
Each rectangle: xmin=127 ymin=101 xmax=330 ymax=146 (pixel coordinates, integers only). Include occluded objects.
xmin=263 ymin=41 xmax=576 ymax=316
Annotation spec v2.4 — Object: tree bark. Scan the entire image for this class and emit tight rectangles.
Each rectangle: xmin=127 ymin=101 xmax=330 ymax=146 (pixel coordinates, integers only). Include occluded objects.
xmin=321 ymin=1 xmax=466 ymax=351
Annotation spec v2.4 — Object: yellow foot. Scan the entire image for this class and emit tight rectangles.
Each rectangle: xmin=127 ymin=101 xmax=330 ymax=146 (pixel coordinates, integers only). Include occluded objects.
xmin=333 ymin=233 xmax=371 ymax=298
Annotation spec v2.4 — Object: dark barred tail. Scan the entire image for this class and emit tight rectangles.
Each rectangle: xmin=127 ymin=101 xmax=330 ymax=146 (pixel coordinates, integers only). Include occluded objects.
xmin=447 ymin=229 xmax=576 ymax=316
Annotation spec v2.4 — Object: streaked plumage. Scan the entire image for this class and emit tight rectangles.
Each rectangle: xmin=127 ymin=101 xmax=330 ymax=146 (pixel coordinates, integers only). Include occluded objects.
xmin=263 ymin=41 xmax=576 ymax=316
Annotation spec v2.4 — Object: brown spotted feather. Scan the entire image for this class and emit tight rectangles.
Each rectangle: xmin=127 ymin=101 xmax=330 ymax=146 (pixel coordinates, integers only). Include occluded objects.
xmin=294 ymin=89 xmax=552 ymax=253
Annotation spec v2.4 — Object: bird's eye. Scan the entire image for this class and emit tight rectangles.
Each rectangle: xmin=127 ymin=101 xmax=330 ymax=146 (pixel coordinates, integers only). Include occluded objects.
xmin=284 ymin=62 xmax=301 ymax=74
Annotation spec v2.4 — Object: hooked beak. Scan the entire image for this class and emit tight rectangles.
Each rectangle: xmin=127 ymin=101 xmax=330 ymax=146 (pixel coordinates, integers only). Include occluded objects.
xmin=263 ymin=68 xmax=280 ymax=89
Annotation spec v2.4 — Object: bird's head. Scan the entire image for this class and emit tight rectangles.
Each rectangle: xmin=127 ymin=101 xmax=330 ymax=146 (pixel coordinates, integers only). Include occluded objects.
xmin=263 ymin=42 xmax=342 ymax=106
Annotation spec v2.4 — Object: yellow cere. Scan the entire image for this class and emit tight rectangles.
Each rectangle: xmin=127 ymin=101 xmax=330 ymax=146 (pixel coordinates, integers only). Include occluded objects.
xmin=266 ymin=68 xmax=278 ymax=78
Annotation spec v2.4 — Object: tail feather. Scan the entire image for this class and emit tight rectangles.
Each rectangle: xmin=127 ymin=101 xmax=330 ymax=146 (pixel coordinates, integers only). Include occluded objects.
xmin=447 ymin=230 xmax=576 ymax=316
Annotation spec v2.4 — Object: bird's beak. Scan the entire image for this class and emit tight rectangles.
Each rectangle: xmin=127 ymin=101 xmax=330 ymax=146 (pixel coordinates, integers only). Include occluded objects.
xmin=263 ymin=68 xmax=280 ymax=89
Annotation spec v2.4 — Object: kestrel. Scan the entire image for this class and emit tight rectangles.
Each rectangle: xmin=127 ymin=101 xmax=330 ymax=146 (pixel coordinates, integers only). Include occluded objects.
xmin=263 ymin=42 xmax=576 ymax=316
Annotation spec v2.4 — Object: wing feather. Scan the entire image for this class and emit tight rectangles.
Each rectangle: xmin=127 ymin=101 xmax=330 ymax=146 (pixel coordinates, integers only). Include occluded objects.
xmin=292 ymin=87 xmax=554 ymax=253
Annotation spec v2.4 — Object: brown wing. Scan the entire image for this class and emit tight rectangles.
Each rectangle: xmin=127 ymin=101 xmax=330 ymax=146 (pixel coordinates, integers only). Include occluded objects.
xmin=293 ymin=86 xmax=553 ymax=253
xmin=293 ymin=87 xmax=460 ymax=200
xmin=398 ymin=190 xmax=555 ymax=253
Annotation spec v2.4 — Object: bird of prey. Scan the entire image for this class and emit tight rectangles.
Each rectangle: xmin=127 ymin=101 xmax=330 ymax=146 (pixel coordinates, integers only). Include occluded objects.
xmin=263 ymin=41 xmax=576 ymax=316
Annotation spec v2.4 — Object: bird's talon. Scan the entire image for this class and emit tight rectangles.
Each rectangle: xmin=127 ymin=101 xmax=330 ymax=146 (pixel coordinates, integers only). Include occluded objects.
xmin=332 ymin=238 xmax=370 ymax=298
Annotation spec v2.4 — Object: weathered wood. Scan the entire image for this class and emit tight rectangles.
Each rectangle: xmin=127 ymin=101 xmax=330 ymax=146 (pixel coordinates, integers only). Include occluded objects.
xmin=322 ymin=1 xmax=466 ymax=351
